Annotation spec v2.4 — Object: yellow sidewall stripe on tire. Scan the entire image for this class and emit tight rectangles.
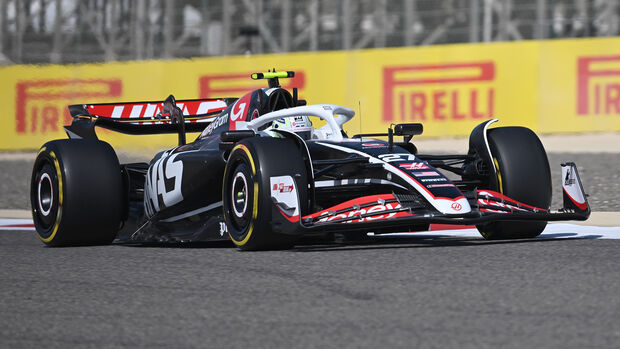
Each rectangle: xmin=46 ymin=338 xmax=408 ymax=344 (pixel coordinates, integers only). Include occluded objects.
xmin=228 ymin=144 xmax=259 ymax=247
xmin=39 ymin=151 xmax=63 ymax=243
xmin=493 ymin=157 xmax=504 ymax=195
xmin=236 ymin=144 xmax=256 ymax=174
xmin=480 ymin=157 xmax=503 ymax=240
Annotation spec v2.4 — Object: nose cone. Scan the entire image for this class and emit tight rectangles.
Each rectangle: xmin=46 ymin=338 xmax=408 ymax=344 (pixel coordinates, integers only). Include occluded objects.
xmin=436 ymin=197 xmax=471 ymax=215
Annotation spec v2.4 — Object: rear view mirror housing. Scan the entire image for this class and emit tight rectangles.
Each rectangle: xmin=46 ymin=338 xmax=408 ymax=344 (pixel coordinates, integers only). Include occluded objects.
xmin=394 ymin=123 xmax=423 ymax=137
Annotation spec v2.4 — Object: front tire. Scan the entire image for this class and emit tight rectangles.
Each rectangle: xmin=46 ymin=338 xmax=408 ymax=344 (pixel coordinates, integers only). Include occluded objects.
xmin=223 ymin=137 xmax=308 ymax=250
xmin=31 ymin=139 xmax=125 ymax=246
xmin=476 ymin=127 xmax=552 ymax=240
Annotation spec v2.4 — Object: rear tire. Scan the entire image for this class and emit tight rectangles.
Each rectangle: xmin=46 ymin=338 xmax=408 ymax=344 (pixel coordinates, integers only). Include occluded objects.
xmin=223 ymin=137 xmax=308 ymax=250
xmin=30 ymin=139 xmax=125 ymax=246
xmin=476 ymin=127 xmax=552 ymax=240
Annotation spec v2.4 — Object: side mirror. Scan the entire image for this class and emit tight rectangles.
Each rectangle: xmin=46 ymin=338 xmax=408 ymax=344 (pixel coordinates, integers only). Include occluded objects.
xmin=393 ymin=123 xmax=423 ymax=137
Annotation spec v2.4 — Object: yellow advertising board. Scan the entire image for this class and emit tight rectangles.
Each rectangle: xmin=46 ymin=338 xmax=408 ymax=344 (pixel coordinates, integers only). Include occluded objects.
xmin=1 ymin=37 xmax=619 ymax=151
xmin=344 ymin=41 xmax=539 ymax=137
xmin=538 ymin=37 xmax=620 ymax=133
xmin=0 ymin=53 xmax=348 ymax=151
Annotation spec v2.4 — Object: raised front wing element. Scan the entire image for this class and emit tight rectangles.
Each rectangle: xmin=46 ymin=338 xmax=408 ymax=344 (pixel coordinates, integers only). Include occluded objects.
xmin=561 ymin=162 xmax=590 ymax=214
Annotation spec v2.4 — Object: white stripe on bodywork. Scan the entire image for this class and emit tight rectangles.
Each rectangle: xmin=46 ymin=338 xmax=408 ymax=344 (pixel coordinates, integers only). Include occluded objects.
xmin=197 ymin=102 xmax=210 ymax=114
xmin=160 ymin=201 xmax=223 ymax=223
xmin=111 ymin=106 xmax=124 ymax=118
xmin=315 ymin=179 xmax=407 ymax=191
xmin=482 ymin=119 xmax=498 ymax=177
xmin=316 ymin=142 xmax=470 ymax=215
xmin=130 ymin=105 xmax=143 ymax=118
xmin=144 ymin=103 xmax=158 ymax=117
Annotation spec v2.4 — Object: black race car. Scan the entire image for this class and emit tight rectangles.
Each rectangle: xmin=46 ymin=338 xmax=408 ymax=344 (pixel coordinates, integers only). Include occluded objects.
xmin=30 ymin=71 xmax=590 ymax=250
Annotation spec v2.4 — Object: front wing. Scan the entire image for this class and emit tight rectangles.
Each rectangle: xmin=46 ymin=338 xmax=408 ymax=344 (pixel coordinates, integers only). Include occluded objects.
xmin=275 ymin=163 xmax=590 ymax=235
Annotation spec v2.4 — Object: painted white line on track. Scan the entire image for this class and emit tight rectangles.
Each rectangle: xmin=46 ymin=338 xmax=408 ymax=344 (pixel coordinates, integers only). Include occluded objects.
xmin=2 ymin=218 xmax=620 ymax=239
xmin=373 ymin=223 xmax=620 ymax=240
xmin=0 ymin=219 xmax=35 ymax=231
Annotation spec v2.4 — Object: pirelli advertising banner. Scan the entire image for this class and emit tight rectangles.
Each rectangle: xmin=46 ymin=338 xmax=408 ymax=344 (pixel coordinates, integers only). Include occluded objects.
xmin=539 ymin=39 xmax=620 ymax=133
xmin=1 ymin=37 xmax=620 ymax=150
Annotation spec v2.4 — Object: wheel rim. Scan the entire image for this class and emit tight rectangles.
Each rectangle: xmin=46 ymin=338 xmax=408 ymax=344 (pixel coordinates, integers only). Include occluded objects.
xmin=231 ymin=172 xmax=249 ymax=218
xmin=37 ymin=172 xmax=53 ymax=216
xmin=31 ymin=161 xmax=58 ymax=231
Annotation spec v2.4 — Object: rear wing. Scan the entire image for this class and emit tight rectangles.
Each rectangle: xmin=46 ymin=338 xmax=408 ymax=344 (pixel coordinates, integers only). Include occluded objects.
xmin=64 ymin=95 xmax=236 ymax=145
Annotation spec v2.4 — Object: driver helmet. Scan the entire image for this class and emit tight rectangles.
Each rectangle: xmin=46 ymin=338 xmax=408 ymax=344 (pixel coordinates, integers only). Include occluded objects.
xmin=269 ymin=115 xmax=314 ymax=140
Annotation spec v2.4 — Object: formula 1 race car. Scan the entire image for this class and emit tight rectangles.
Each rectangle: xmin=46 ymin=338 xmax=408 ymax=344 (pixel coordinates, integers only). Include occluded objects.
xmin=30 ymin=71 xmax=591 ymax=250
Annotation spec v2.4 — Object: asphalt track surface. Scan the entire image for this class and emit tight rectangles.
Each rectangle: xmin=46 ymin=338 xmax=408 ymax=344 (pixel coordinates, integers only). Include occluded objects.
xmin=1 ymin=151 xmax=620 ymax=348
xmin=1 ymin=228 xmax=620 ymax=348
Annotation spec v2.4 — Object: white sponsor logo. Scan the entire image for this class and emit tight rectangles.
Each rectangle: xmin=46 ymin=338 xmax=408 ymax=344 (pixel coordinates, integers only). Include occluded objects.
xmin=378 ymin=153 xmax=416 ymax=163
xmin=317 ymin=202 xmax=402 ymax=223
xmin=201 ymin=113 xmax=229 ymax=137
xmin=270 ymin=175 xmax=299 ymax=217
xmin=144 ymin=151 xmax=185 ymax=216
xmin=399 ymin=162 xmax=430 ymax=170
xmin=219 ymin=222 xmax=228 ymax=236
xmin=231 ymin=102 xmax=246 ymax=122
xmin=421 ymin=178 xmax=447 ymax=182
xmin=273 ymin=182 xmax=294 ymax=193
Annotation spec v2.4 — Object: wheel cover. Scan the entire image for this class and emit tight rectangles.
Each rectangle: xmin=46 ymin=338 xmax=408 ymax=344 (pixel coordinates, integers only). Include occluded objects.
xmin=37 ymin=173 xmax=54 ymax=217
xmin=231 ymin=172 xmax=249 ymax=218
xmin=31 ymin=160 xmax=59 ymax=232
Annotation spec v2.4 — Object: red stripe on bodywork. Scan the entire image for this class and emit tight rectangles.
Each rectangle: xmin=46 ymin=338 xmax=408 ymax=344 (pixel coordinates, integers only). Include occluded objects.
xmin=563 ymin=188 xmax=588 ymax=210
xmin=276 ymin=206 xmax=300 ymax=223
xmin=304 ymin=194 xmax=396 ymax=220
xmin=429 ymin=224 xmax=475 ymax=231
xmin=477 ymin=190 xmax=547 ymax=212
xmin=87 ymin=99 xmax=227 ymax=119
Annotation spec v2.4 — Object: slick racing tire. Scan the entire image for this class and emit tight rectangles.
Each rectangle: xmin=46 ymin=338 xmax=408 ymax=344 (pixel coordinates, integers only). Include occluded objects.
xmin=31 ymin=139 xmax=125 ymax=246
xmin=476 ymin=127 xmax=552 ymax=240
xmin=223 ymin=137 xmax=308 ymax=251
